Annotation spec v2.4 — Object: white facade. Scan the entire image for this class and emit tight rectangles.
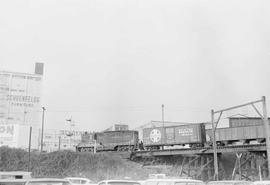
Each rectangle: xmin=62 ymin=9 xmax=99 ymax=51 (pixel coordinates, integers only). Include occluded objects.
xmin=0 ymin=124 xmax=19 ymax=147
xmin=0 ymin=124 xmax=33 ymax=149
xmin=0 ymin=68 xmax=43 ymax=149
xmin=41 ymin=129 xmax=85 ymax=152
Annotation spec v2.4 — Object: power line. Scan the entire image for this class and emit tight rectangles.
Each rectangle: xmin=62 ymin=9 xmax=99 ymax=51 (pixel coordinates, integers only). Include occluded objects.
xmin=1 ymin=106 xmax=210 ymax=113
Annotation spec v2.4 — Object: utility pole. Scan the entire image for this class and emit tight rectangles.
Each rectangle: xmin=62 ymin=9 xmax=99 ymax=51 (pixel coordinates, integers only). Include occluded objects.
xmin=211 ymin=96 xmax=270 ymax=179
xmin=66 ymin=117 xmax=75 ymax=150
xmin=28 ymin=126 xmax=32 ymax=172
xmin=162 ymin=104 xmax=164 ymax=127
xmin=40 ymin=107 xmax=45 ymax=152
xmin=161 ymin=104 xmax=165 ymax=150
xmin=94 ymin=139 xmax=97 ymax=154
xmin=262 ymin=96 xmax=270 ymax=175
xmin=58 ymin=136 xmax=61 ymax=151
xmin=211 ymin=109 xmax=218 ymax=180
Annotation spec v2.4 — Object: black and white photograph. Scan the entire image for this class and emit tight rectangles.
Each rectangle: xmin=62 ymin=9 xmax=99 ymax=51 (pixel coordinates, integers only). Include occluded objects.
xmin=1 ymin=0 xmax=270 ymax=184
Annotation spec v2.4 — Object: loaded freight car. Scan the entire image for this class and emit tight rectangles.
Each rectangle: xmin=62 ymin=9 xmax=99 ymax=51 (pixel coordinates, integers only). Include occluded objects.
xmin=206 ymin=124 xmax=269 ymax=146
xmin=229 ymin=117 xmax=269 ymax=127
xmin=143 ymin=123 xmax=206 ymax=150
xmin=76 ymin=130 xmax=139 ymax=152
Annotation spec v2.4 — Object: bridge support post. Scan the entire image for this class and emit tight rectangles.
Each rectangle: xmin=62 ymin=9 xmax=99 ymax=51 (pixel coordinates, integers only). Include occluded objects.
xmin=177 ymin=155 xmax=219 ymax=181
xmin=231 ymin=152 xmax=268 ymax=181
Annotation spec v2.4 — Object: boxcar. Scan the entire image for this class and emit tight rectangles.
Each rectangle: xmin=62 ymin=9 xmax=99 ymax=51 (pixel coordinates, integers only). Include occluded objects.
xmin=206 ymin=124 xmax=267 ymax=145
xmin=143 ymin=123 xmax=206 ymax=150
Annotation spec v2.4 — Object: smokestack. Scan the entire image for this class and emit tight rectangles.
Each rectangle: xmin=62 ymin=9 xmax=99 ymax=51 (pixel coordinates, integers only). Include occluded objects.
xmin=35 ymin=63 xmax=44 ymax=75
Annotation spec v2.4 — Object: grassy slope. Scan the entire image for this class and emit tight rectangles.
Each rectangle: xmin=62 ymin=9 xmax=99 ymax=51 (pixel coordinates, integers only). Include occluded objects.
xmin=0 ymin=147 xmax=156 ymax=181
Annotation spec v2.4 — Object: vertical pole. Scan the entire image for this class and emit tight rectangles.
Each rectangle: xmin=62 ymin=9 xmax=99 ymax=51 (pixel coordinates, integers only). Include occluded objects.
xmin=41 ymin=107 xmax=45 ymax=152
xmin=211 ymin=109 xmax=218 ymax=180
xmin=262 ymin=96 xmax=270 ymax=177
xmin=259 ymin=165 xmax=262 ymax=181
xmin=69 ymin=123 xmax=72 ymax=149
xmin=58 ymin=136 xmax=61 ymax=151
xmin=28 ymin=126 xmax=32 ymax=172
xmin=162 ymin=104 xmax=164 ymax=127
xmin=94 ymin=139 xmax=97 ymax=154
xmin=162 ymin=104 xmax=164 ymax=150
xmin=236 ymin=153 xmax=242 ymax=180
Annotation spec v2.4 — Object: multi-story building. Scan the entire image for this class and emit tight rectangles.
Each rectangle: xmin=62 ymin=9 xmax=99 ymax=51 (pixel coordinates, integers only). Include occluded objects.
xmin=0 ymin=63 xmax=44 ymax=149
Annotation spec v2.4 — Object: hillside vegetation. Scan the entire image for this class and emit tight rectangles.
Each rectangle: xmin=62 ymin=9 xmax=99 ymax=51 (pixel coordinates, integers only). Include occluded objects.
xmin=0 ymin=147 xmax=156 ymax=181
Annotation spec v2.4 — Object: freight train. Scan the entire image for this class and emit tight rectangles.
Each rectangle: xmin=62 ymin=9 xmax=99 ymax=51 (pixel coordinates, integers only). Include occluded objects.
xmin=76 ymin=118 xmax=268 ymax=152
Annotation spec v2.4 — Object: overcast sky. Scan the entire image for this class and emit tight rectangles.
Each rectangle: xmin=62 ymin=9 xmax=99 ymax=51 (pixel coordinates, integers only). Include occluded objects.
xmin=1 ymin=0 xmax=270 ymax=131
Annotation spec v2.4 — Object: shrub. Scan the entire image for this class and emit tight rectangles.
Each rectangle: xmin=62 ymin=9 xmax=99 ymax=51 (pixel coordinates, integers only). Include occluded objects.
xmin=0 ymin=147 xmax=153 ymax=181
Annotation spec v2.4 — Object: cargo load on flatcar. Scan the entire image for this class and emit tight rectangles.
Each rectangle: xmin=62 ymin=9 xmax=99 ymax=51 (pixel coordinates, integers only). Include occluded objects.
xmin=229 ymin=117 xmax=267 ymax=127
xmin=143 ymin=123 xmax=206 ymax=150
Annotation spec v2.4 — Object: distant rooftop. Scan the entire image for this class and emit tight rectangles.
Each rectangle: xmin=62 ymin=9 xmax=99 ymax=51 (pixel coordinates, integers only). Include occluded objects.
xmin=136 ymin=120 xmax=196 ymax=129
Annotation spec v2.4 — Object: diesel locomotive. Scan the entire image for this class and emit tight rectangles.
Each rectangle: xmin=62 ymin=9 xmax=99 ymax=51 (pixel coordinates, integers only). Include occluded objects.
xmin=76 ymin=130 xmax=139 ymax=152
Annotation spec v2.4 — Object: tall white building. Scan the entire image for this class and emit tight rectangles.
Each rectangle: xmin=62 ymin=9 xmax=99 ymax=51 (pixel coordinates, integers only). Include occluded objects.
xmin=0 ymin=63 xmax=44 ymax=149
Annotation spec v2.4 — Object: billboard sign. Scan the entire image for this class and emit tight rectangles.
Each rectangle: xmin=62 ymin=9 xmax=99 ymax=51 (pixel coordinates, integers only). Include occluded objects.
xmin=0 ymin=71 xmax=42 ymax=149
xmin=0 ymin=124 xmax=19 ymax=147
xmin=0 ymin=72 xmax=42 ymax=126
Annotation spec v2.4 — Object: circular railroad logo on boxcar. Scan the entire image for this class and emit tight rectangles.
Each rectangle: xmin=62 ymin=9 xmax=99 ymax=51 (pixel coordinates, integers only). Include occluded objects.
xmin=150 ymin=129 xmax=161 ymax=143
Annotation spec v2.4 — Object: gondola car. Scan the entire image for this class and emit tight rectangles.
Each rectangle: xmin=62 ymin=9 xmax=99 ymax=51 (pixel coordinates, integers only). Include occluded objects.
xmin=206 ymin=124 xmax=267 ymax=146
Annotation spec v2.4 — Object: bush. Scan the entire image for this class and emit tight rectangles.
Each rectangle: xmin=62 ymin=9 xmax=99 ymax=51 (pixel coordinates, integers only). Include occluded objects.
xmin=0 ymin=147 xmax=153 ymax=181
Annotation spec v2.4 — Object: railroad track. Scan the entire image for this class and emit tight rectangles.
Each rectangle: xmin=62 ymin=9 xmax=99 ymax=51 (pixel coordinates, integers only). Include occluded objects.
xmin=131 ymin=144 xmax=267 ymax=157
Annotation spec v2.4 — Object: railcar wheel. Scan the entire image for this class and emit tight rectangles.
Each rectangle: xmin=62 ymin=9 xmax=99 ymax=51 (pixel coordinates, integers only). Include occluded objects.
xmin=129 ymin=146 xmax=134 ymax=151
xmin=80 ymin=148 xmax=87 ymax=152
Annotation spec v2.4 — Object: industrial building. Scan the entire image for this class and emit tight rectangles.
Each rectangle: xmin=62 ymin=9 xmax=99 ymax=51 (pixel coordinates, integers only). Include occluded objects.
xmin=40 ymin=129 xmax=86 ymax=152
